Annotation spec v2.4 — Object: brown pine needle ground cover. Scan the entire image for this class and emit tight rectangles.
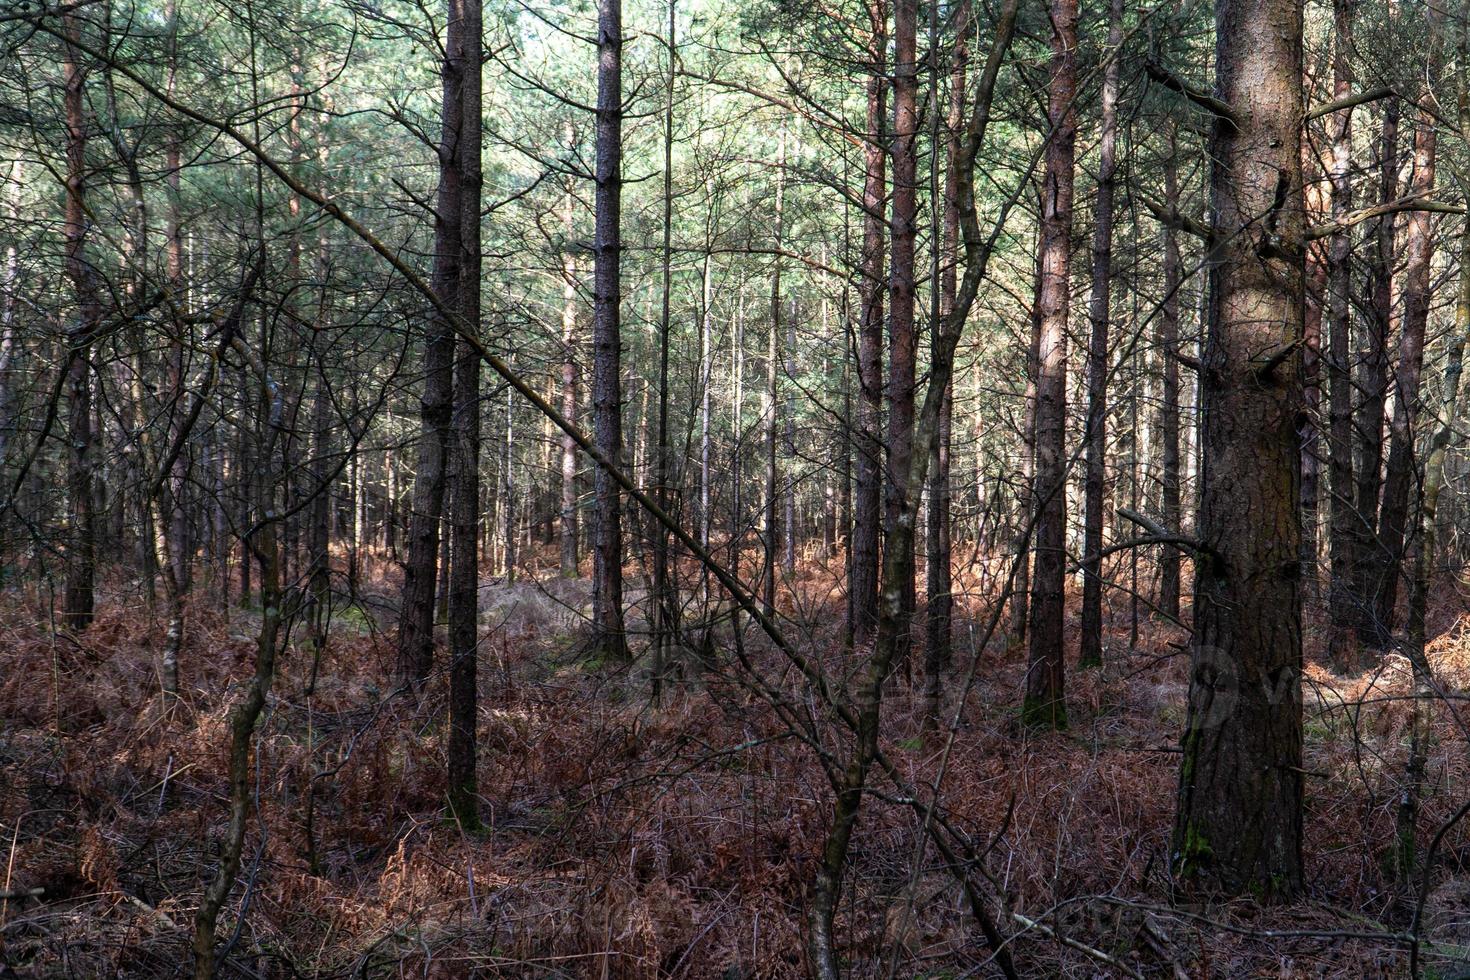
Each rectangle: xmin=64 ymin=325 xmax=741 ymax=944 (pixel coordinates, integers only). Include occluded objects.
xmin=1 ymin=554 xmax=1469 ymax=977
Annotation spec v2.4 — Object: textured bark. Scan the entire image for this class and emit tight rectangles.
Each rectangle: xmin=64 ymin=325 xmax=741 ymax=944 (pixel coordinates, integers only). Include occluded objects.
xmin=447 ymin=0 xmax=482 ymax=826
xmin=1372 ymin=86 xmax=1438 ymax=650
xmin=591 ymin=0 xmax=628 ymax=660
xmin=164 ymin=0 xmax=191 ymax=597
xmin=848 ymin=2 xmax=886 ymax=654
xmin=1173 ymin=0 xmax=1305 ymax=897
xmin=1023 ymin=0 xmax=1077 ymax=729
xmin=1079 ymin=0 xmax=1121 ymax=669
xmin=884 ymin=0 xmax=919 ymax=666
xmin=396 ymin=5 xmax=464 ymax=683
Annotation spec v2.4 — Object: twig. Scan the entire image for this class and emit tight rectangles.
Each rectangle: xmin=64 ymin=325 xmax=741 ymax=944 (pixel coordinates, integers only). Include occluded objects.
xmin=1011 ymin=911 xmax=1145 ymax=979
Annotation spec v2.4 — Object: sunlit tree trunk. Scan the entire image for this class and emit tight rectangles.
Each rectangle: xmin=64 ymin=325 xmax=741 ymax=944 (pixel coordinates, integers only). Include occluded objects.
xmin=1173 ymin=0 xmax=1305 ymax=896
xmin=591 ymin=0 xmax=629 ymax=660
xmin=1372 ymin=75 xmax=1438 ymax=650
xmin=1022 ymin=0 xmax=1077 ymax=728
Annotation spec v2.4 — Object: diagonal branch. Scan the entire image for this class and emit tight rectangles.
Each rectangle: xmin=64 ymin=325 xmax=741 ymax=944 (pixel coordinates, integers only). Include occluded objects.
xmin=1145 ymin=61 xmax=1242 ymax=130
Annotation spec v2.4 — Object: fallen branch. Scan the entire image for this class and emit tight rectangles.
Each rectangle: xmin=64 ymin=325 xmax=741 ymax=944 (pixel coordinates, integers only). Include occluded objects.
xmin=1012 ymin=911 xmax=1145 ymax=979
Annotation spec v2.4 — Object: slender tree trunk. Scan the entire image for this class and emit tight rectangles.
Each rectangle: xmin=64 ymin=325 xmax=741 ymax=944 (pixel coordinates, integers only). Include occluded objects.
xmin=560 ymin=182 xmax=581 ymax=578
xmin=1352 ymin=100 xmax=1397 ymax=645
xmin=1173 ymin=0 xmax=1306 ymax=897
xmin=885 ymin=0 xmax=919 ymax=668
xmin=1396 ymin=174 xmax=1470 ymax=886
xmin=446 ymin=0 xmax=482 ymax=826
xmin=849 ymin=1 xmax=887 ymax=654
xmin=193 ymin=349 xmax=284 ymax=980
xmin=164 ymin=0 xmax=191 ymax=597
xmin=1301 ymin=156 xmax=1323 ymax=603
xmin=699 ymin=249 xmax=713 ymax=555
xmin=924 ymin=0 xmax=968 ymax=730
xmin=591 ymin=0 xmax=629 ymax=660
xmin=1157 ymin=129 xmax=1183 ymax=621
xmin=1325 ymin=0 xmax=1359 ymax=668
xmin=62 ymin=14 xmax=100 ymax=634
xmin=651 ymin=0 xmax=678 ymax=696
xmin=396 ymin=4 xmax=464 ymax=683
xmin=1373 ymin=75 xmax=1438 ymax=650
xmin=1079 ymin=0 xmax=1121 ymax=668
xmin=763 ymin=127 xmax=785 ymax=616
xmin=1012 ymin=287 xmax=1040 ymax=641
xmin=1023 ymin=0 xmax=1077 ymax=728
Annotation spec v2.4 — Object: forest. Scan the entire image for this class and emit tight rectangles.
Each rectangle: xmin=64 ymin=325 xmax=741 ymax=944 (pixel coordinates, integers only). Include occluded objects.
xmin=0 ymin=0 xmax=1467 ymax=973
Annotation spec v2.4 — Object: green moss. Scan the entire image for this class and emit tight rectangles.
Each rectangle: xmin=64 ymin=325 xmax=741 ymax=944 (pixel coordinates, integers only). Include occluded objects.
xmin=1175 ymin=821 xmax=1213 ymax=879
xmin=1020 ymin=695 xmax=1068 ymax=731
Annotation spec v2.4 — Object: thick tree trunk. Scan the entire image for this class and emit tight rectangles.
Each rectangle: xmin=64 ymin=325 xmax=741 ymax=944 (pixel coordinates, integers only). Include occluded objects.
xmin=1023 ymin=0 xmax=1077 ymax=728
xmin=591 ymin=0 xmax=628 ymax=660
xmin=1079 ymin=0 xmax=1121 ymax=668
xmin=1173 ymin=0 xmax=1306 ymax=897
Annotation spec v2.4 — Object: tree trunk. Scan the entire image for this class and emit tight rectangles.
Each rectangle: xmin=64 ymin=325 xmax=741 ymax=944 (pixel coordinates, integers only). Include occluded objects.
xmin=884 ymin=0 xmax=919 ymax=668
xmin=1079 ymin=0 xmax=1121 ymax=669
xmin=396 ymin=1 xmax=464 ymax=683
xmin=560 ymin=182 xmax=580 ymax=578
xmin=1352 ymin=99 xmax=1397 ymax=645
xmin=591 ymin=0 xmax=628 ymax=660
xmin=848 ymin=0 xmax=886 ymax=654
xmin=1157 ymin=128 xmax=1183 ymax=622
xmin=1324 ymin=0 xmax=1359 ymax=668
xmin=924 ymin=0 xmax=968 ymax=730
xmin=1372 ymin=81 xmax=1437 ymax=651
xmin=763 ymin=126 xmax=785 ymax=617
xmin=62 ymin=14 xmax=101 ymax=634
xmin=1023 ymin=0 xmax=1077 ymax=728
xmin=446 ymin=0 xmax=482 ymax=826
xmin=1173 ymin=0 xmax=1305 ymax=897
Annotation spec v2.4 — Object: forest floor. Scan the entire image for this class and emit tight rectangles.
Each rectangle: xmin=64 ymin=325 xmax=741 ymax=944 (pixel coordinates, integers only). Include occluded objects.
xmin=3 ymin=550 xmax=1470 ymax=977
